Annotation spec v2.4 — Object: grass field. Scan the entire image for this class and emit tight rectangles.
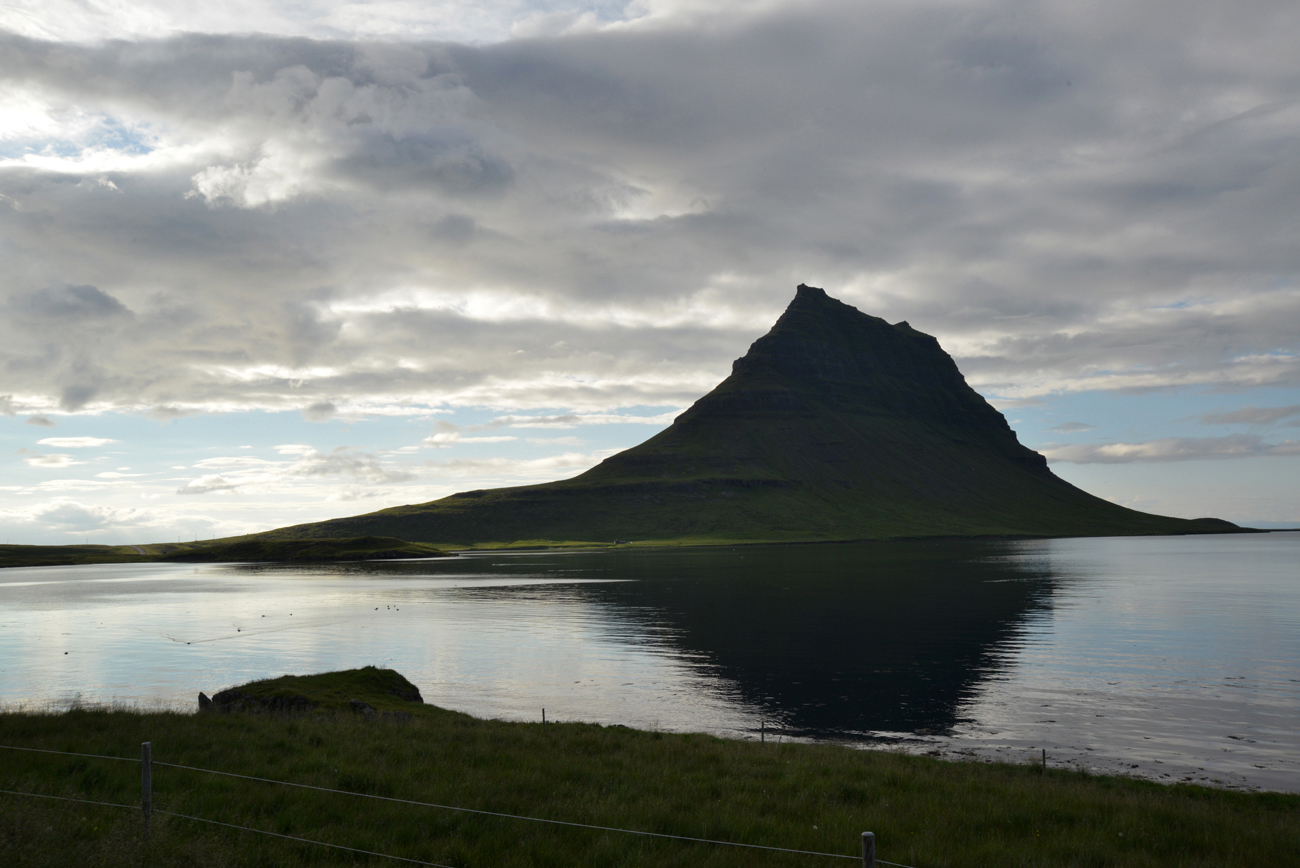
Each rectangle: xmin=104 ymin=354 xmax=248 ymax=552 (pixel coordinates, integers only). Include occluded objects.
xmin=2 ymin=669 xmax=1296 ymax=867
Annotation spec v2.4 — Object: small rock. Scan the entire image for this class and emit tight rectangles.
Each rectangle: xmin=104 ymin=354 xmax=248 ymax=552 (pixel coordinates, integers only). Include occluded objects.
xmin=350 ymin=699 xmax=377 ymax=718
xmin=198 ymin=692 xmax=213 ymax=712
xmin=388 ymin=685 xmax=424 ymax=703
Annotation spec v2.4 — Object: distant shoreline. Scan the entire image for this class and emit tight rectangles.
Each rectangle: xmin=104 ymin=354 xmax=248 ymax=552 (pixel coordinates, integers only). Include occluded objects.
xmin=0 ymin=525 xmax=1282 ymax=569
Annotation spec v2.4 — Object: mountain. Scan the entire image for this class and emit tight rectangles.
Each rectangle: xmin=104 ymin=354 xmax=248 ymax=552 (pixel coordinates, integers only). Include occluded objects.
xmin=262 ymin=285 xmax=1239 ymax=546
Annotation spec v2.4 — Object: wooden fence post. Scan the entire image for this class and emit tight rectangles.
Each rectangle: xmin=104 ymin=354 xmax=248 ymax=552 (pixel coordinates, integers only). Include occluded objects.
xmin=141 ymin=742 xmax=152 ymax=839
xmin=861 ymin=831 xmax=875 ymax=868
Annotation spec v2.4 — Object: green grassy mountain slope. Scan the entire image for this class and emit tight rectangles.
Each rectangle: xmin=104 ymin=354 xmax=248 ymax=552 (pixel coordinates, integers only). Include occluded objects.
xmin=262 ymin=285 xmax=1240 ymax=546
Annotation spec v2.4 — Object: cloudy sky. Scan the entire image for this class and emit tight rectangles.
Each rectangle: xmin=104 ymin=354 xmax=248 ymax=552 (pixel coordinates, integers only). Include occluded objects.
xmin=2 ymin=0 xmax=1299 ymax=544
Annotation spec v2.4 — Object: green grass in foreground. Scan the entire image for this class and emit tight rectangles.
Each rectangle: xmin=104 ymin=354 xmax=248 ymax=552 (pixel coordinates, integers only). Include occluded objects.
xmin=2 ymin=669 xmax=1296 ymax=867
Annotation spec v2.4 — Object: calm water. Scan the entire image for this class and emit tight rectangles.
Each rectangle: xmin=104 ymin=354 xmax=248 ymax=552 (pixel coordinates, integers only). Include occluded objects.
xmin=1 ymin=534 xmax=1297 ymax=792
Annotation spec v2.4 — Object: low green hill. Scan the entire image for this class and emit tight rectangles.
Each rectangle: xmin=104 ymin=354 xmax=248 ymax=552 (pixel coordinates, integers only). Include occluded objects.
xmin=0 ymin=537 xmax=450 ymax=570
xmin=0 ymin=544 xmax=149 ymax=569
xmin=257 ymin=286 xmax=1244 ymax=548
xmin=159 ymin=536 xmax=451 ymax=563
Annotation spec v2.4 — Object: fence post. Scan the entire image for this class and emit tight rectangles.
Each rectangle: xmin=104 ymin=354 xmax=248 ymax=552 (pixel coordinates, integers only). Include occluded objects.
xmin=861 ymin=831 xmax=875 ymax=868
xmin=141 ymin=742 xmax=152 ymax=839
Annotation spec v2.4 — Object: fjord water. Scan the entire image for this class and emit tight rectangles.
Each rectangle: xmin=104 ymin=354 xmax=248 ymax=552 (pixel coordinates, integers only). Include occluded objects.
xmin=1 ymin=534 xmax=1296 ymax=791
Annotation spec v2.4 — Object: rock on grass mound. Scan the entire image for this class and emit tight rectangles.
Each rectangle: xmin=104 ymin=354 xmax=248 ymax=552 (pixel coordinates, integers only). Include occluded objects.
xmin=198 ymin=667 xmax=426 ymax=718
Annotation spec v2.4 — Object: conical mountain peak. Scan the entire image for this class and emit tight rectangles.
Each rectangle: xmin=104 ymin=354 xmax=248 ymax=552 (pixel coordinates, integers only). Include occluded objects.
xmin=698 ymin=285 xmax=1013 ymax=437
xmin=264 ymin=285 xmax=1239 ymax=545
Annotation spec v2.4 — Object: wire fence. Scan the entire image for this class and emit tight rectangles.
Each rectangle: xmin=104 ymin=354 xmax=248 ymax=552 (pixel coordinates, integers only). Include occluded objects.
xmin=0 ymin=741 xmax=916 ymax=868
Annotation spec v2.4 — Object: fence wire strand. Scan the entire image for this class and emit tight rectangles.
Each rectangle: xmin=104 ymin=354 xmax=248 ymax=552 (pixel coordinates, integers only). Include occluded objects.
xmin=0 ymin=788 xmax=137 ymax=811
xmin=0 ymin=743 xmax=140 ymax=763
xmin=156 ymin=760 xmax=861 ymax=860
xmin=155 ymin=809 xmax=456 ymax=868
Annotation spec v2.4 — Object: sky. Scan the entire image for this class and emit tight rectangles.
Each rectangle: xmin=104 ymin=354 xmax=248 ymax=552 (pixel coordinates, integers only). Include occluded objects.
xmin=2 ymin=0 xmax=1299 ymax=544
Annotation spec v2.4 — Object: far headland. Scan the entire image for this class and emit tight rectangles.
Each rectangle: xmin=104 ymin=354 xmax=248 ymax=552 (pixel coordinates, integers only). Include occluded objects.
xmin=0 ymin=285 xmax=1248 ymax=568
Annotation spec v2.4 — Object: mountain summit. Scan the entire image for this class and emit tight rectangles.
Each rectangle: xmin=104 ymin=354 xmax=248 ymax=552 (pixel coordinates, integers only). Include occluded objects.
xmin=267 ymin=285 xmax=1237 ymax=545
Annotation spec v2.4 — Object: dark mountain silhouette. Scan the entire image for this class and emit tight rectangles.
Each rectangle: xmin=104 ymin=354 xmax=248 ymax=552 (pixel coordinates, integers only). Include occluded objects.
xmin=263 ymin=285 xmax=1238 ymax=545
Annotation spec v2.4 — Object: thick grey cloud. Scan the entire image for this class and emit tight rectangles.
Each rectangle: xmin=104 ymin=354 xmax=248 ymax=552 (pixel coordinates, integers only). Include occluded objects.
xmin=301 ymin=401 xmax=338 ymax=422
xmin=1 ymin=0 xmax=1299 ymax=421
xmin=8 ymin=284 xmax=131 ymax=323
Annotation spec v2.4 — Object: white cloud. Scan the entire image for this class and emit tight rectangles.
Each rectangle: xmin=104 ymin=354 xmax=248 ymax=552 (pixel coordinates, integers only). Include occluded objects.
xmin=423 ymin=432 xmax=518 ymax=446
xmin=0 ymin=500 xmax=169 ymax=533
xmin=24 ymin=453 xmax=80 ymax=468
xmin=175 ymin=445 xmax=415 ymax=494
xmin=286 ymin=447 xmax=416 ymax=483
xmin=527 ymin=436 xmax=583 ymax=446
xmin=421 ymin=419 xmax=519 ymax=446
xmin=176 ymin=474 xmax=242 ymax=495
xmin=193 ymin=456 xmax=278 ymax=469
xmin=427 ymin=449 xmax=617 ymax=479
xmin=37 ymin=436 xmax=119 ymax=447
xmin=483 ymin=411 xmax=683 ymax=429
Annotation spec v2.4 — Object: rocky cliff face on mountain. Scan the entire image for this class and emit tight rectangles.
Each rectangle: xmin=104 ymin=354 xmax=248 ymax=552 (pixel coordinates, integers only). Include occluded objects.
xmin=262 ymin=285 xmax=1238 ymax=546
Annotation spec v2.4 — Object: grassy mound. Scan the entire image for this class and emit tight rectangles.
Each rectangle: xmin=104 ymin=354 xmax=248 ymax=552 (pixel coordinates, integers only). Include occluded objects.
xmin=203 ymin=667 xmax=426 ymax=715
xmin=2 ymin=670 xmax=1296 ymax=867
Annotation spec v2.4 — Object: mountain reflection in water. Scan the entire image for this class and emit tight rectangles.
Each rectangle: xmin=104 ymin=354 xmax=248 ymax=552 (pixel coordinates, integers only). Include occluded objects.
xmin=469 ymin=542 xmax=1055 ymax=739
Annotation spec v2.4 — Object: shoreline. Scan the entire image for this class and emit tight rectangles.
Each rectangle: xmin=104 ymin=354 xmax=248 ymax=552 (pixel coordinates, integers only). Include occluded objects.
xmin=2 ymin=680 xmax=1297 ymax=867
xmin=4 ymin=693 xmax=1294 ymax=796
xmin=1 ymin=525 xmax=1280 ymax=569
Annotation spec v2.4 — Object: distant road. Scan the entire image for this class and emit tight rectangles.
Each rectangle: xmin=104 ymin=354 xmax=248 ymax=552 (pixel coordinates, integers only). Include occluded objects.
xmin=128 ymin=545 xmax=146 ymax=555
